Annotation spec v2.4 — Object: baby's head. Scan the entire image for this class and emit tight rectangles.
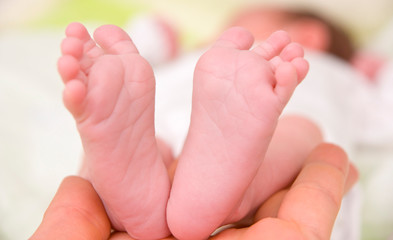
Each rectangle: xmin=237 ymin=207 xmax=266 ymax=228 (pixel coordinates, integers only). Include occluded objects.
xmin=230 ymin=7 xmax=355 ymax=61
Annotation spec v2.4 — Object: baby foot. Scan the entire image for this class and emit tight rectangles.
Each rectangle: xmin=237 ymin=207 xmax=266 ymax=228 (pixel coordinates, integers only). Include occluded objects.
xmin=58 ymin=23 xmax=170 ymax=239
xmin=167 ymin=27 xmax=308 ymax=239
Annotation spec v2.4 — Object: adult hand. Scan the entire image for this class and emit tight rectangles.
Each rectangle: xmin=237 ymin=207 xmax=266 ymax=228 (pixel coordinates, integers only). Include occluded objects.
xmin=211 ymin=143 xmax=358 ymax=240
xmin=30 ymin=143 xmax=357 ymax=240
xmin=107 ymin=143 xmax=358 ymax=240
xmin=30 ymin=176 xmax=112 ymax=240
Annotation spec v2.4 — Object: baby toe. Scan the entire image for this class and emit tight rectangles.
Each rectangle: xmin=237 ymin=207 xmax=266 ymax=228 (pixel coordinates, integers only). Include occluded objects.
xmin=280 ymin=42 xmax=304 ymax=62
xmin=93 ymin=25 xmax=139 ymax=55
xmin=252 ymin=30 xmax=291 ymax=60
xmin=274 ymin=62 xmax=299 ymax=105
xmin=58 ymin=55 xmax=81 ymax=83
xmin=212 ymin=27 xmax=254 ymax=50
xmin=63 ymin=79 xmax=87 ymax=119
xmin=65 ymin=22 xmax=91 ymax=41
xmin=291 ymin=57 xmax=309 ymax=82
xmin=61 ymin=37 xmax=84 ymax=59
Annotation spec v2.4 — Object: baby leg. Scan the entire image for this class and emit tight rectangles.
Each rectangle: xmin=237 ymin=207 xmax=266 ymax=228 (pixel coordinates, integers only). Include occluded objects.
xmin=58 ymin=23 xmax=170 ymax=239
xmin=167 ymin=27 xmax=309 ymax=239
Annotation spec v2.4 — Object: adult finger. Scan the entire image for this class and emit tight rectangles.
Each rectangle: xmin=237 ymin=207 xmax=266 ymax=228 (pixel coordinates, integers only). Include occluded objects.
xmin=345 ymin=162 xmax=359 ymax=194
xmin=30 ymin=176 xmax=111 ymax=240
xmin=254 ymin=156 xmax=358 ymax=222
xmin=110 ymin=232 xmax=134 ymax=240
xmin=277 ymin=143 xmax=351 ymax=239
xmin=109 ymin=232 xmax=177 ymax=240
xmin=254 ymin=189 xmax=287 ymax=221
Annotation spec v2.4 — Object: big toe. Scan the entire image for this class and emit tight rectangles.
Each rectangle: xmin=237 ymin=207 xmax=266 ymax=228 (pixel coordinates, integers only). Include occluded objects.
xmin=65 ymin=22 xmax=91 ymax=41
xmin=212 ymin=27 xmax=254 ymax=50
xmin=93 ymin=25 xmax=139 ymax=55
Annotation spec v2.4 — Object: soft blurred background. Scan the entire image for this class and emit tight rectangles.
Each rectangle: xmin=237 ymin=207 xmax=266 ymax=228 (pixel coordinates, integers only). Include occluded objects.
xmin=1 ymin=0 xmax=393 ymax=239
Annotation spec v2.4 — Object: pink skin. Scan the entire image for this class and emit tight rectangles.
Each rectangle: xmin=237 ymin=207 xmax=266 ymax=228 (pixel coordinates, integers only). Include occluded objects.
xmin=351 ymin=51 xmax=387 ymax=81
xmin=59 ymin=23 xmax=309 ymax=239
xmin=167 ymin=28 xmax=309 ymax=239
xmin=58 ymin=23 xmax=171 ymax=239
